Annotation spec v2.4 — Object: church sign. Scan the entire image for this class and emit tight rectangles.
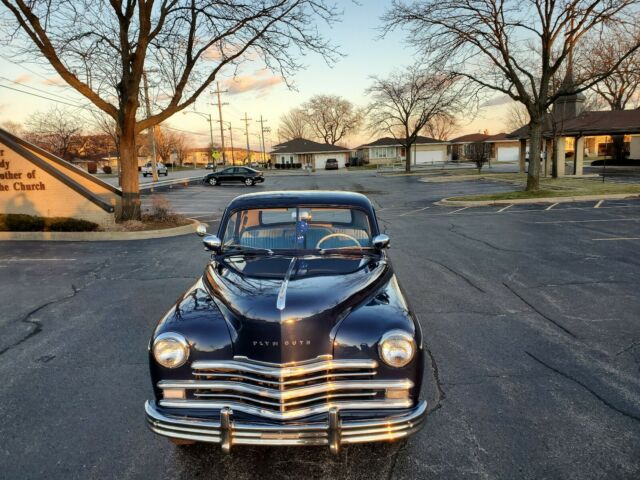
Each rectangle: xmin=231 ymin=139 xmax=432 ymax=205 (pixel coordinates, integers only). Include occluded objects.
xmin=0 ymin=128 xmax=121 ymax=226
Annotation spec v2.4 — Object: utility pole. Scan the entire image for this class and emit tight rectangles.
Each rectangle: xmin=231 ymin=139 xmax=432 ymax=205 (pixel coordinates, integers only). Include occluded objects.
xmin=212 ymin=82 xmax=228 ymax=166
xmin=142 ymin=71 xmax=159 ymax=181
xmin=241 ymin=113 xmax=252 ymax=163
xmin=227 ymin=123 xmax=235 ymax=165
xmin=256 ymin=115 xmax=270 ymax=163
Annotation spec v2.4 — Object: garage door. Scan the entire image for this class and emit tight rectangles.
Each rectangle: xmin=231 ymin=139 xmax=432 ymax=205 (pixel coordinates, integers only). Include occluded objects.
xmin=414 ymin=150 xmax=444 ymax=164
xmin=497 ymin=146 xmax=519 ymax=162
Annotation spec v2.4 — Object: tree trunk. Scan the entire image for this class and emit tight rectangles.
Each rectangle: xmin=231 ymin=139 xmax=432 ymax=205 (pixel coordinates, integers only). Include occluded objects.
xmin=405 ymin=143 xmax=412 ymax=172
xmin=526 ymin=120 xmax=542 ymax=191
xmin=118 ymin=122 xmax=141 ymax=220
xmin=612 ymin=135 xmax=626 ymax=162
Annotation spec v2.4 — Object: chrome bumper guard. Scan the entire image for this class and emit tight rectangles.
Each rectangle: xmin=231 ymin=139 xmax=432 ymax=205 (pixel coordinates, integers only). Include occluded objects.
xmin=145 ymin=399 xmax=427 ymax=454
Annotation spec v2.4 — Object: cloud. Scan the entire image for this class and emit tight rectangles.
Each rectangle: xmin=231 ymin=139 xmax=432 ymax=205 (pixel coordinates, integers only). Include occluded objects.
xmin=12 ymin=74 xmax=31 ymax=84
xmin=41 ymin=76 xmax=65 ymax=86
xmin=480 ymin=94 xmax=512 ymax=108
xmin=225 ymin=73 xmax=284 ymax=95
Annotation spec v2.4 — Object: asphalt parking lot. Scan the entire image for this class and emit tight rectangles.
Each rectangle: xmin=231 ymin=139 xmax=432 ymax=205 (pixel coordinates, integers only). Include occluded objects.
xmin=1 ymin=171 xmax=639 ymax=479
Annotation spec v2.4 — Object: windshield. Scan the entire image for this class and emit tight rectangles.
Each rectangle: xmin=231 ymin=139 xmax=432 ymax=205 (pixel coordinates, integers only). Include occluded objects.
xmin=221 ymin=207 xmax=373 ymax=252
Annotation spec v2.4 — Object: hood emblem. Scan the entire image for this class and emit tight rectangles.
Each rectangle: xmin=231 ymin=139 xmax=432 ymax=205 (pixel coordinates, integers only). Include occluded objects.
xmin=276 ymin=257 xmax=297 ymax=311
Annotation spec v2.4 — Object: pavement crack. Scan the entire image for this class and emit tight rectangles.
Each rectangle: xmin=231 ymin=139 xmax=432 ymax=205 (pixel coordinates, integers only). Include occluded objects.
xmin=503 ymin=282 xmax=576 ymax=338
xmin=0 ymin=284 xmax=80 ymax=357
xmin=424 ymin=257 xmax=485 ymax=293
xmin=448 ymin=223 xmax=522 ymax=253
xmin=525 ymin=351 xmax=640 ymax=423
xmin=616 ymin=340 xmax=640 ymax=357
xmin=423 ymin=336 xmax=446 ymax=415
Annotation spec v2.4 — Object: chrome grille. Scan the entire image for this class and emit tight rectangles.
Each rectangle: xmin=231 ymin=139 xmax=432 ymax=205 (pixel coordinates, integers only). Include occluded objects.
xmin=158 ymin=355 xmax=414 ymax=419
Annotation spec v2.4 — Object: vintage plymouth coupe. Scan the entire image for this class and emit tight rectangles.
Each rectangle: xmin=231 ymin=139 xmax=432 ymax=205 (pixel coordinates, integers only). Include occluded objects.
xmin=145 ymin=191 xmax=427 ymax=453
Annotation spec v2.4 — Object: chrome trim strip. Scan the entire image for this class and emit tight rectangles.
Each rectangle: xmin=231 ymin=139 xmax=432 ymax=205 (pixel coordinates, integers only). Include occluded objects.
xmin=276 ymin=257 xmax=296 ymax=310
xmin=192 ymin=371 xmax=376 ymax=386
xmin=157 ymin=399 xmax=414 ymax=420
xmin=158 ymin=379 xmax=413 ymax=400
xmin=190 ymin=359 xmax=378 ymax=378
xmin=192 ymin=391 xmax=377 ymax=408
xmin=232 ymin=354 xmax=333 ymax=367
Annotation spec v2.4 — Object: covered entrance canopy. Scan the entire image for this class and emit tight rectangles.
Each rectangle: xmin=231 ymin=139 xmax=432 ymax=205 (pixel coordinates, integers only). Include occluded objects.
xmin=508 ymin=109 xmax=640 ymax=176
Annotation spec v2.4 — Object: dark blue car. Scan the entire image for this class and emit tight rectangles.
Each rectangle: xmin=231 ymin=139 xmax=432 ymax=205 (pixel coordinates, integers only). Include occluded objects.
xmin=145 ymin=191 xmax=427 ymax=453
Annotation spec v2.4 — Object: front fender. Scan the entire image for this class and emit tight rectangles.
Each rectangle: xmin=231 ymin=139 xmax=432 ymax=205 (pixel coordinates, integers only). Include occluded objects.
xmin=331 ymin=275 xmax=424 ymax=399
xmin=149 ymin=278 xmax=233 ymax=399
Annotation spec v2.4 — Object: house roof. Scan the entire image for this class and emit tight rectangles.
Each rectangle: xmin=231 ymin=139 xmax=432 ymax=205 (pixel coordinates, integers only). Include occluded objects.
xmin=449 ymin=133 xmax=490 ymax=143
xmin=356 ymin=135 xmax=444 ymax=149
xmin=270 ymin=138 xmax=350 ymax=154
xmin=483 ymin=132 xmax=518 ymax=143
xmin=508 ymin=109 xmax=640 ymax=139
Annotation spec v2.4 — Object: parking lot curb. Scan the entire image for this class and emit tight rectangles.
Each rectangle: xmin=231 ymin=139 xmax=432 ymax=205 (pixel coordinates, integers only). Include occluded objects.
xmin=437 ymin=192 xmax=640 ymax=207
xmin=0 ymin=219 xmax=202 ymax=242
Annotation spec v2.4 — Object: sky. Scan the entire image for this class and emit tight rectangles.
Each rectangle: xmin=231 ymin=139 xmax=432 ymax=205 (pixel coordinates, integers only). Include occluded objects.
xmin=0 ymin=1 xmax=512 ymax=151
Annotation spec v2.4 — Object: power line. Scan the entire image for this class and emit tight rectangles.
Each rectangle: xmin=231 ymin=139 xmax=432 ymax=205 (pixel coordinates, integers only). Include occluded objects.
xmin=0 ymin=83 xmax=96 ymax=111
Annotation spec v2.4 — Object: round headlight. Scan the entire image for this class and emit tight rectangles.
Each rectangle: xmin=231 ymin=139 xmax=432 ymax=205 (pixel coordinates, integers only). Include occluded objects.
xmin=378 ymin=330 xmax=416 ymax=368
xmin=152 ymin=332 xmax=189 ymax=368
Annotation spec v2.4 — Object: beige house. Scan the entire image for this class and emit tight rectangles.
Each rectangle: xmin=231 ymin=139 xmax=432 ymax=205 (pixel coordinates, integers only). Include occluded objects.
xmin=356 ymin=136 xmax=449 ymax=165
xmin=270 ymin=138 xmax=350 ymax=169
xmin=450 ymin=133 xmax=520 ymax=162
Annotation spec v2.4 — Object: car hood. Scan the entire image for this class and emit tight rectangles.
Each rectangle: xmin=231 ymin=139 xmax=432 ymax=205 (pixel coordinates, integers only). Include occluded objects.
xmin=203 ymin=254 xmax=390 ymax=363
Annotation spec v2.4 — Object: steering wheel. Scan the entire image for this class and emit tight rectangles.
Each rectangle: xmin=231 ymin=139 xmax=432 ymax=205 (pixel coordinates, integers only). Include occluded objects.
xmin=315 ymin=233 xmax=361 ymax=249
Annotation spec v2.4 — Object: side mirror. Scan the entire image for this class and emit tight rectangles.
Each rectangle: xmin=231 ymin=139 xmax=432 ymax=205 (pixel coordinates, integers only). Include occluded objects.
xmin=196 ymin=224 xmax=207 ymax=237
xmin=372 ymin=234 xmax=390 ymax=249
xmin=203 ymin=234 xmax=222 ymax=252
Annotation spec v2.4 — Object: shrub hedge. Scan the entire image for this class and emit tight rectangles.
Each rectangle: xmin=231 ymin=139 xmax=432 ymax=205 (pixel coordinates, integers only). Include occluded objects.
xmin=0 ymin=214 xmax=99 ymax=232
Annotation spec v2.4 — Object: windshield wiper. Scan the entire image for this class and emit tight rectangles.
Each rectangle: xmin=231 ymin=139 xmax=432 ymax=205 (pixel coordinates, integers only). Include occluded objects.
xmin=222 ymin=244 xmax=274 ymax=255
xmin=318 ymin=247 xmax=376 ymax=254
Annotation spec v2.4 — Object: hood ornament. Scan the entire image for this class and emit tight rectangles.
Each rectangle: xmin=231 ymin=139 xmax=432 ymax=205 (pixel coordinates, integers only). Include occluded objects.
xmin=276 ymin=257 xmax=297 ymax=311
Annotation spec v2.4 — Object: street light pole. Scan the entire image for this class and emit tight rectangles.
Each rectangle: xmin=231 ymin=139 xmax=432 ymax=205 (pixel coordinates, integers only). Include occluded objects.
xmin=183 ymin=110 xmax=216 ymax=169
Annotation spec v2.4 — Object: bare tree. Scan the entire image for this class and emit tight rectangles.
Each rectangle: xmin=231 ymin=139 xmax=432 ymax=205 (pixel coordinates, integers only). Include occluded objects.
xmin=302 ymin=95 xmax=363 ymax=144
xmin=25 ymin=106 xmax=83 ymax=159
xmin=90 ymin=110 xmax=119 ymax=155
xmin=581 ymin=28 xmax=640 ymax=110
xmin=384 ymin=0 xmax=640 ymax=190
xmin=423 ymin=113 xmax=458 ymax=140
xmin=467 ymin=141 xmax=490 ymax=173
xmin=155 ymin=127 xmax=186 ymax=164
xmin=277 ymin=108 xmax=310 ymax=141
xmin=366 ymin=65 xmax=463 ymax=172
xmin=2 ymin=0 xmax=340 ymax=219
xmin=0 ymin=121 xmax=23 ymax=136
xmin=505 ymin=102 xmax=530 ymax=133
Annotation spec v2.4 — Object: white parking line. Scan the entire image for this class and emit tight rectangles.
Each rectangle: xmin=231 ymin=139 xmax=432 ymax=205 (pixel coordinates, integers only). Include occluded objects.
xmin=592 ymin=237 xmax=640 ymax=241
xmin=594 ymin=200 xmax=604 ymax=208
xmin=399 ymin=206 xmax=430 ymax=217
xmin=497 ymin=204 xmax=513 ymax=213
xmin=534 ymin=218 xmax=640 ymax=224
xmin=0 ymin=258 xmax=77 ymax=262
xmin=545 ymin=203 xmax=558 ymax=211
xmin=448 ymin=207 xmax=468 ymax=214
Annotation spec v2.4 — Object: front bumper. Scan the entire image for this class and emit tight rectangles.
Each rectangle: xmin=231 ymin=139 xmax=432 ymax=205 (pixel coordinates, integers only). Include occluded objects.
xmin=145 ymin=400 xmax=427 ymax=453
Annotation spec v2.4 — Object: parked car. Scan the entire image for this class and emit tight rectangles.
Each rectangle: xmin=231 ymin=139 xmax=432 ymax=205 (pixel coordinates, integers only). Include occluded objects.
xmin=203 ymin=166 xmax=264 ymax=186
xmin=145 ymin=191 xmax=426 ymax=453
xmin=325 ymin=158 xmax=339 ymax=170
xmin=206 ymin=162 xmax=216 ymax=170
xmin=142 ymin=161 xmax=168 ymax=177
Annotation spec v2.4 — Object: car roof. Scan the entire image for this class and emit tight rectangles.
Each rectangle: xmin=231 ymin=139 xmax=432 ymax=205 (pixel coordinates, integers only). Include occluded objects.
xmin=227 ymin=190 xmax=375 ymax=210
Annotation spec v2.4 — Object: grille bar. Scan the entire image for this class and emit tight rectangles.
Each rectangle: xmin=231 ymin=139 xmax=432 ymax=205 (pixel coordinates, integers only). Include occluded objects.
xmin=159 ymin=379 xmax=413 ymax=400
xmin=190 ymin=358 xmax=378 ymax=378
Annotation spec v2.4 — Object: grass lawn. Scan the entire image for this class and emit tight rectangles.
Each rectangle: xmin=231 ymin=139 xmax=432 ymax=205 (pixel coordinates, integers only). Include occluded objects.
xmin=451 ymin=177 xmax=640 ymax=201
